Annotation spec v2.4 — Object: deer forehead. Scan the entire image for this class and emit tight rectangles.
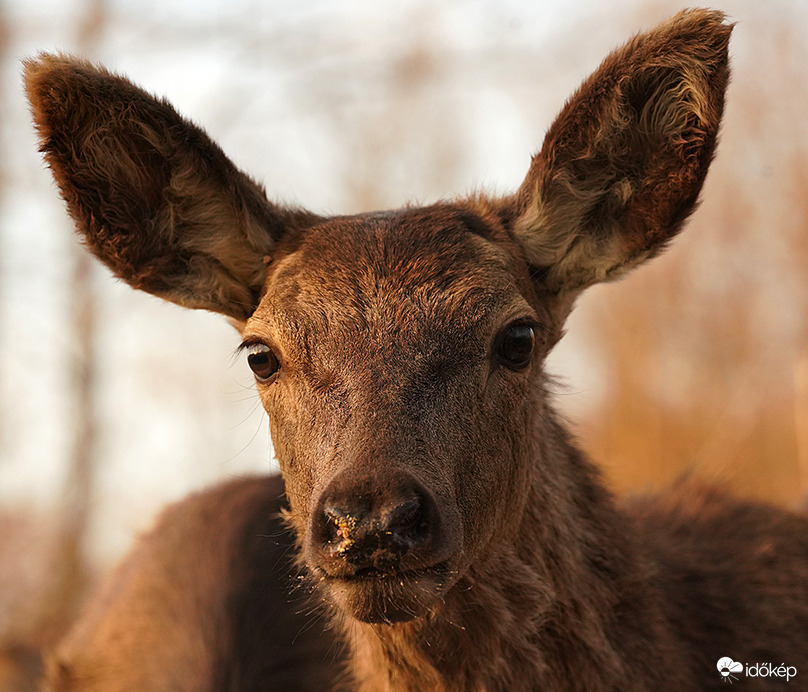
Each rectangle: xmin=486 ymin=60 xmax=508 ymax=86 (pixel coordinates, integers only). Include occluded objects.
xmin=246 ymin=206 xmax=539 ymax=364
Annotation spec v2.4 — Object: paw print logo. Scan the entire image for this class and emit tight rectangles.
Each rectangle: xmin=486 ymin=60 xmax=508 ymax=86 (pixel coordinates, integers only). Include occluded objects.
xmin=717 ymin=657 xmax=743 ymax=684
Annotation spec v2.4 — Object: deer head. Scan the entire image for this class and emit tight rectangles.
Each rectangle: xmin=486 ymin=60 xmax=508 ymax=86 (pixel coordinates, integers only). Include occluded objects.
xmin=25 ymin=9 xmax=730 ymax=625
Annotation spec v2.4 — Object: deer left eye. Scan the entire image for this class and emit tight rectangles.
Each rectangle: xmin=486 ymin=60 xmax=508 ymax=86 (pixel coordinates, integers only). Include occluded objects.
xmin=496 ymin=323 xmax=535 ymax=371
xmin=246 ymin=343 xmax=280 ymax=382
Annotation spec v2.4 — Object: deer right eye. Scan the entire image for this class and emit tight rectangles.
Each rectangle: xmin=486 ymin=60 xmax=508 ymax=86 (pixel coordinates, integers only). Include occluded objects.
xmin=496 ymin=322 xmax=535 ymax=371
xmin=246 ymin=343 xmax=280 ymax=382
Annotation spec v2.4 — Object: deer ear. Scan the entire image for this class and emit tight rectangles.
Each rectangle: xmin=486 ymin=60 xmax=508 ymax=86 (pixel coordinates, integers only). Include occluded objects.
xmin=25 ymin=54 xmax=319 ymax=323
xmin=511 ymin=9 xmax=732 ymax=294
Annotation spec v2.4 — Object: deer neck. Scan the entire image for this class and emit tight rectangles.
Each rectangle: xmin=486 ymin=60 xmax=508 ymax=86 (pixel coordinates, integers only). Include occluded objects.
xmin=341 ymin=420 xmax=663 ymax=692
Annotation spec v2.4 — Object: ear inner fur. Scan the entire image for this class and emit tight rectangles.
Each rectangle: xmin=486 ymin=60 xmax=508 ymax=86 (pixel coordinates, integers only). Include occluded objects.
xmin=24 ymin=53 xmax=319 ymax=321
xmin=511 ymin=9 xmax=731 ymax=294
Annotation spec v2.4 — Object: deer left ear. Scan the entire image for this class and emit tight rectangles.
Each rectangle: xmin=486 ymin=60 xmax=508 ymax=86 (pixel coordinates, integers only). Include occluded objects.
xmin=25 ymin=53 xmax=320 ymax=324
xmin=511 ymin=9 xmax=732 ymax=294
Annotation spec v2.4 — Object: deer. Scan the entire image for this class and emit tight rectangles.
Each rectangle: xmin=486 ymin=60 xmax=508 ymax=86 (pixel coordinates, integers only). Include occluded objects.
xmin=25 ymin=8 xmax=808 ymax=691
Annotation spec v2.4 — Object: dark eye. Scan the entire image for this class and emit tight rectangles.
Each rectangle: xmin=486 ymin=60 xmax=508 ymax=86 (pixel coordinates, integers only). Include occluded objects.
xmin=246 ymin=343 xmax=280 ymax=382
xmin=497 ymin=323 xmax=535 ymax=370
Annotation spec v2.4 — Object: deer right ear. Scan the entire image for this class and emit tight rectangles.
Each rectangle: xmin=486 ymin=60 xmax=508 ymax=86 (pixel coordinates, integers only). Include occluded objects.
xmin=25 ymin=54 xmax=319 ymax=324
xmin=510 ymin=9 xmax=731 ymax=295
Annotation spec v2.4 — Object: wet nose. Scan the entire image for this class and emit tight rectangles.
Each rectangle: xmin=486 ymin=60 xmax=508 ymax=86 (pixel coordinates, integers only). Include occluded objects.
xmin=311 ymin=471 xmax=439 ymax=575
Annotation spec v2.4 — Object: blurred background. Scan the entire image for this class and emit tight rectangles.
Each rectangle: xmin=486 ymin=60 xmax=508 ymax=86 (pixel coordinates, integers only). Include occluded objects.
xmin=1 ymin=0 xmax=807 ymax=687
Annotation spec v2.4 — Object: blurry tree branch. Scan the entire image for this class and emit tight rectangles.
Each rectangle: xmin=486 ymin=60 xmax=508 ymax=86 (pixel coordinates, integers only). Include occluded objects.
xmin=40 ymin=0 xmax=108 ymax=647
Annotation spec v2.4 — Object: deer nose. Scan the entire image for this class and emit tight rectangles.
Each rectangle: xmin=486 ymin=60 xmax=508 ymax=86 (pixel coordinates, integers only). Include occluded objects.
xmin=311 ymin=472 xmax=439 ymax=575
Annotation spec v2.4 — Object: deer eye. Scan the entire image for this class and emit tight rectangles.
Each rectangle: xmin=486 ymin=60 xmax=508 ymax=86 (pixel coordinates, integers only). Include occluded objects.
xmin=496 ymin=323 xmax=535 ymax=371
xmin=245 ymin=343 xmax=280 ymax=382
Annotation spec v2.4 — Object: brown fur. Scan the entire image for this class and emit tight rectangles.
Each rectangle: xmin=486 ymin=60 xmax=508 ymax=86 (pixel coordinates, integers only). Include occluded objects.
xmin=47 ymin=475 xmax=345 ymax=691
xmin=26 ymin=9 xmax=808 ymax=691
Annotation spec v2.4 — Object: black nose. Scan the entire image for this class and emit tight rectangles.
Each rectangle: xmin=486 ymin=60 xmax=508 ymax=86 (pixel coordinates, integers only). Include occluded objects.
xmin=311 ymin=471 xmax=439 ymax=575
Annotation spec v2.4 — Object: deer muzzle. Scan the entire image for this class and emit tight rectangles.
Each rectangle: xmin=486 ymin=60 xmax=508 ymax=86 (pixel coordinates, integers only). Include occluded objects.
xmin=306 ymin=467 xmax=457 ymax=623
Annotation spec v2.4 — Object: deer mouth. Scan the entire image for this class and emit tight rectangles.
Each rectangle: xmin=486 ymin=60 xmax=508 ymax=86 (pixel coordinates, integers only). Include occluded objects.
xmin=322 ymin=559 xmax=450 ymax=583
xmin=316 ymin=560 xmax=452 ymax=624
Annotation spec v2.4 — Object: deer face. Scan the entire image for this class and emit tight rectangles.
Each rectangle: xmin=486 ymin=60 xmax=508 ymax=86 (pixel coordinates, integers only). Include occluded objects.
xmin=241 ymin=206 xmax=554 ymax=622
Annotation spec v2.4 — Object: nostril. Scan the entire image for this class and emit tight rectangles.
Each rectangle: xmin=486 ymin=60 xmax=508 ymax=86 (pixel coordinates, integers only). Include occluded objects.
xmin=382 ymin=497 xmax=426 ymax=546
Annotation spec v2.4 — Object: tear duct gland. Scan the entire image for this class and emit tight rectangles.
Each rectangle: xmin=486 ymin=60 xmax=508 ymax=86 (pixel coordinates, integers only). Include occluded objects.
xmin=27 ymin=10 xmax=808 ymax=692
